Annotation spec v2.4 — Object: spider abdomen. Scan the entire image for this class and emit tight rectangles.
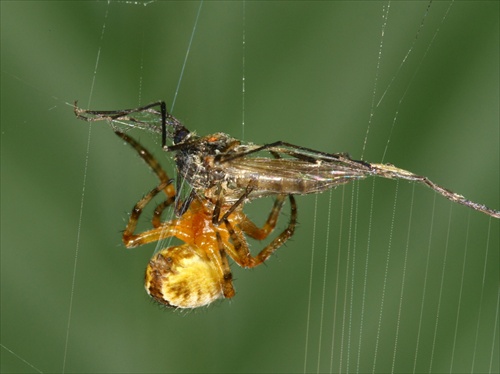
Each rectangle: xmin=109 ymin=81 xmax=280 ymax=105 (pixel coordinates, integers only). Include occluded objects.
xmin=145 ymin=244 xmax=225 ymax=309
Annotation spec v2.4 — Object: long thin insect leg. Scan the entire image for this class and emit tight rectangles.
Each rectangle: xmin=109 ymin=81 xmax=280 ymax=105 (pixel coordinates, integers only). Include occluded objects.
xmin=212 ymin=184 xmax=255 ymax=226
xmin=74 ymin=101 xmax=190 ymax=145
xmin=371 ymin=163 xmax=500 ymax=218
xmin=216 ymin=140 xmax=352 ymax=162
xmin=74 ymin=100 xmax=164 ymax=120
xmin=216 ymin=141 xmax=371 ymax=172
xmin=174 ymin=186 xmax=196 ymax=217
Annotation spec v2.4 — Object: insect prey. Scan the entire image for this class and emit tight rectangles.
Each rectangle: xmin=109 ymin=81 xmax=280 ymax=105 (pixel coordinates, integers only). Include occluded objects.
xmin=75 ymin=101 xmax=500 ymax=219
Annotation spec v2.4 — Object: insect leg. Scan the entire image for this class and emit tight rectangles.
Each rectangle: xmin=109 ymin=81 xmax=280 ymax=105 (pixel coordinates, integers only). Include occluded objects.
xmin=212 ymin=184 xmax=255 ymax=226
xmin=371 ymin=163 xmax=500 ymax=218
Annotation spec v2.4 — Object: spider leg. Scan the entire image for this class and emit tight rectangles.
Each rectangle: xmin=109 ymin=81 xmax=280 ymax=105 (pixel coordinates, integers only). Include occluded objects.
xmin=114 ymin=130 xmax=175 ymax=198
xmin=215 ymin=232 xmax=236 ymax=299
xmin=152 ymin=198 xmax=175 ymax=228
xmin=223 ymin=195 xmax=297 ymax=268
xmin=240 ymin=195 xmax=287 ymax=240
xmin=111 ymin=130 xmax=181 ymax=246
xmin=122 ymin=185 xmax=178 ymax=248
xmin=249 ymin=195 xmax=297 ymax=265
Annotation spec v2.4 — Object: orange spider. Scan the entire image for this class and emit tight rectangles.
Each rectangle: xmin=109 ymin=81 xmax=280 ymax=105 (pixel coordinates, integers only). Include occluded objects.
xmin=114 ymin=131 xmax=297 ymax=308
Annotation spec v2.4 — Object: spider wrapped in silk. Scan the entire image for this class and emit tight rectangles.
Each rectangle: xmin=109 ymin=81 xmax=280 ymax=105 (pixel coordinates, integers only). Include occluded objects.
xmin=111 ymin=130 xmax=297 ymax=308
xmin=75 ymin=101 xmax=500 ymax=219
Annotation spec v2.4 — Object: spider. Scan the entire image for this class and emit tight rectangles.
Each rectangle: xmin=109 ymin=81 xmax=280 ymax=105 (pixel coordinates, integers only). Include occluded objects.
xmin=112 ymin=130 xmax=297 ymax=308
xmin=75 ymin=101 xmax=500 ymax=219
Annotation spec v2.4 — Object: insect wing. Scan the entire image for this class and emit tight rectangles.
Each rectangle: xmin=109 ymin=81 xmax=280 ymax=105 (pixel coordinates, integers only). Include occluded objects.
xmin=223 ymin=157 xmax=370 ymax=197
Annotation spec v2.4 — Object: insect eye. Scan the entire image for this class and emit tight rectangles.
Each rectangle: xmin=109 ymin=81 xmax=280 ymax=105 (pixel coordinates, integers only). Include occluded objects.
xmin=145 ymin=244 xmax=224 ymax=308
xmin=174 ymin=128 xmax=190 ymax=144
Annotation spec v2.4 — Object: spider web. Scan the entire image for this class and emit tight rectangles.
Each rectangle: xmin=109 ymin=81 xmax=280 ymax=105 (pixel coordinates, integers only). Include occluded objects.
xmin=1 ymin=1 xmax=498 ymax=373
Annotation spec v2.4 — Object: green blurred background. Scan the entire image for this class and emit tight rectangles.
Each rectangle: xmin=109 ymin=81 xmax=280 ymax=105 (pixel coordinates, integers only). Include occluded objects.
xmin=1 ymin=1 xmax=498 ymax=373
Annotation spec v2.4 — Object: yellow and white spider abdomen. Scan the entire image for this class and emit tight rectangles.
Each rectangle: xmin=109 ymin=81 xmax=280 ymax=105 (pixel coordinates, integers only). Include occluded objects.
xmin=145 ymin=244 xmax=224 ymax=309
